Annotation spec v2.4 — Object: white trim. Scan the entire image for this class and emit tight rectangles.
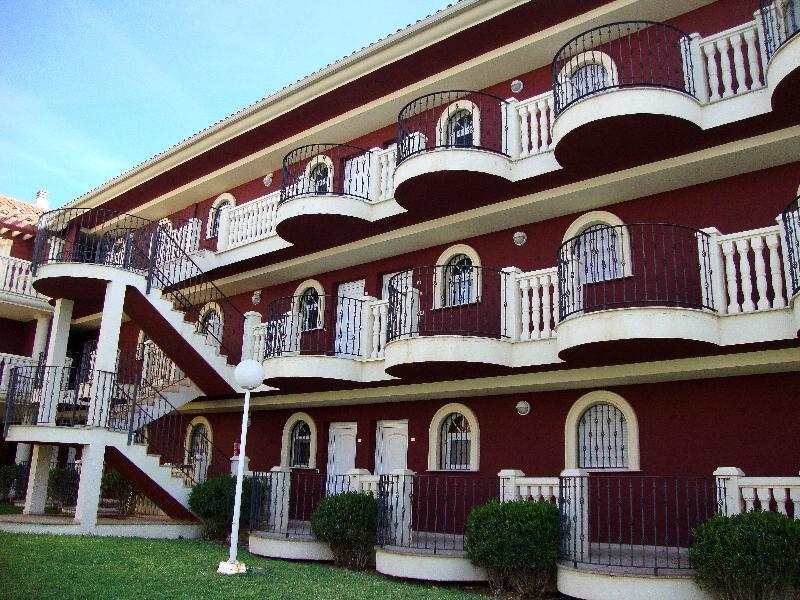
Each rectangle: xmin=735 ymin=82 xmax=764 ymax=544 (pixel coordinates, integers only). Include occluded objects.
xmin=206 ymin=193 xmax=236 ymax=239
xmin=564 ymin=390 xmax=640 ymax=471
xmin=433 ymin=244 xmax=482 ymax=309
xmin=562 ymin=210 xmax=633 ymax=281
xmin=435 ymin=99 xmax=482 ymax=147
xmin=555 ymin=50 xmax=619 ymax=103
xmin=281 ymin=411 xmax=317 ymax=469
xmin=292 ymin=279 xmax=325 ymax=331
xmin=303 ymin=154 xmax=335 ymax=194
xmin=427 ymin=402 xmax=480 ymax=471
xmin=184 ymin=416 xmax=214 ymax=471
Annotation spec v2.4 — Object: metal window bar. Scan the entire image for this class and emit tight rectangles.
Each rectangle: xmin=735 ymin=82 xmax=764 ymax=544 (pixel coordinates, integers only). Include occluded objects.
xmin=551 ymin=21 xmax=695 ymax=115
xmin=439 ymin=413 xmax=472 ymax=471
xmin=577 ymin=403 xmax=628 ymax=469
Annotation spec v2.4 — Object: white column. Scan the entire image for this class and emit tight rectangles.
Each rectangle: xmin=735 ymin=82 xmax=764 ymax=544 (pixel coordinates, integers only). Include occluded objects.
xmin=230 ymin=454 xmax=250 ymax=476
xmin=31 ymin=315 xmax=51 ymax=361
xmin=241 ymin=310 xmax=262 ymax=361
xmin=714 ymin=467 xmax=745 ymax=516
xmin=368 ymin=148 xmax=383 ymax=201
xmin=23 ymin=444 xmax=55 ymax=515
xmin=498 ymin=469 xmax=524 ymax=502
xmin=218 ymin=205 xmax=231 ymax=251
xmin=501 ymin=267 xmax=521 ymax=341
xmin=14 ymin=442 xmax=32 ymax=464
xmin=87 ymin=280 xmax=126 ymax=427
xmin=505 ymin=99 xmax=521 ymax=160
xmin=702 ymin=228 xmax=728 ymax=314
xmin=39 ymin=299 xmax=73 ymax=424
xmin=689 ymin=34 xmax=710 ymax=104
xmin=360 ymin=297 xmax=376 ymax=359
xmin=766 ymin=233 xmax=786 ymax=308
xmin=73 ymin=442 xmax=105 ymax=529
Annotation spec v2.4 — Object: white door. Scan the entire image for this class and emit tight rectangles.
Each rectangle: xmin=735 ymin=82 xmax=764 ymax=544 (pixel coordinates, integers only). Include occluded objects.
xmin=326 ymin=422 xmax=357 ymax=494
xmin=335 ymin=279 xmax=365 ymax=356
xmin=343 ymin=153 xmax=371 ymax=197
xmin=374 ymin=420 xmax=408 ymax=475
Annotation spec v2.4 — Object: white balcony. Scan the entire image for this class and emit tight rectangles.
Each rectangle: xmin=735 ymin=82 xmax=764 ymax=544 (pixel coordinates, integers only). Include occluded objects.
xmin=0 ymin=255 xmax=51 ymax=318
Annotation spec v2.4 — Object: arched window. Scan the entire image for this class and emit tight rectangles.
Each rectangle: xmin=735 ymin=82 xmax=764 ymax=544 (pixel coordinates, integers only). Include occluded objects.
xmin=557 ymin=51 xmax=618 ymax=106
xmin=577 ymin=402 xmax=627 ymax=469
xmin=428 ymin=403 xmax=480 ymax=471
xmin=439 ymin=413 xmax=471 ymax=470
xmin=208 ymin=200 xmax=230 ymax=238
xmin=570 ymin=62 xmax=609 ymax=98
xmin=309 ymin=162 xmax=330 ymax=194
xmin=189 ymin=423 xmax=210 ymax=461
xmin=290 ymin=420 xmax=312 ymax=468
xmin=564 ymin=391 xmax=640 ymax=471
xmin=573 ymin=223 xmax=623 ymax=284
xmin=184 ymin=417 xmax=213 ymax=483
xmin=443 ymin=254 xmax=475 ymax=306
xmin=201 ymin=308 xmax=222 ymax=339
xmin=298 ymin=287 xmax=320 ymax=331
xmin=448 ymin=110 xmax=474 ymax=147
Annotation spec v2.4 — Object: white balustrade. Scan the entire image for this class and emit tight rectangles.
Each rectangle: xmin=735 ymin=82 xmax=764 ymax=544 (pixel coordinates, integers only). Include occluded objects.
xmin=0 ymin=353 xmax=38 ymax=395
xmin=219 ymin=191 xmax=281 ymax=251
xmin=0 ymin=256 xmax=47 ymax=299
xmin=715 ymin=467 xmax=800 ymax=518
xmin=376 ymin=145 xmax=397 ymax=201
xmin=368 ymin=299 xmax=389 ymax=359
xmin=251 ymin=323 xmax=269 ymax=362
xmin=699 ymin=22 xmax=764 ymax=102
xmin=498 ymin=470 xmax=559 ymax=502
xmin=515 ymin=92 xmax=554 ymax=158
xmin=516 ymin=268 xmax=558 ymax=341
xmin=718 ymin=226 xmax=786 ymax=314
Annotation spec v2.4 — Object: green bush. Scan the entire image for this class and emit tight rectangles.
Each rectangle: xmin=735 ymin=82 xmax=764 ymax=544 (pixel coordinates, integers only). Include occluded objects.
xmin=465 ymin=499 xmax=560 ymax=598
xmin=311 ymin=492 xmax=377 ymax=571
xmin=188 ymin=475 xmax=251 ymax=540
xmin=101 ymin=468 xmax=141 ymax=518
xmin=690 ymin=510 xmax=800 ymax=600
xmin=47 ymin=466 xmax=79 ymax=509
xmin=0 ymin=464 xmax=23 ymax=502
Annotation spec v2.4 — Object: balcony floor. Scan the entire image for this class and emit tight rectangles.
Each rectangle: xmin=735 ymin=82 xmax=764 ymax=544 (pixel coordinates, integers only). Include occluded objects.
xmin=564 ymin=542 xmax=693 ymax=576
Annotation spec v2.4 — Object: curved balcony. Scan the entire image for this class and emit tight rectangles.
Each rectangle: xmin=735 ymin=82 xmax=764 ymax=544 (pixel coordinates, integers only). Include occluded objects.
xmin=393 ymin=91 xmax=515 ymax=215
xmin=760 ymin=0 xmax=800 ymax=114
xmin=551 ymin=22 xmax=701 ymax=170
xmin=275 ymin=144 xmax=380 ymax=248
xmin=555 ymin=223 xmax=719 ymax=363
xmin=383 ymin=264 xmax=514 ymax=380
xmin=256 ymin=294 xmax=391 ymax=391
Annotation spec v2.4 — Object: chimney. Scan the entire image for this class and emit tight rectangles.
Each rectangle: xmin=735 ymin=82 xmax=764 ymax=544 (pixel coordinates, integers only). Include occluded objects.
xmin=35 ymin=189 xmax=49 ymax=210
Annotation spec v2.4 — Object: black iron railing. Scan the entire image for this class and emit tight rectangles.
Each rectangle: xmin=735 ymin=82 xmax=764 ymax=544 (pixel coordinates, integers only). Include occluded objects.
xmin=781 ymin=197 xmax=800 ymax=297
xmin=376 ymin=473 xmax=499 ymax=553
xmin=263 ymin=294 xmax=366 ymax=359
xmin=396 ymin=91 xmax=510 ymax=164
xmin=250 ymin=470 xmax=355 ymax=537
xmin=557 ymin=223 xmax=715 ymax=321
xmin=386 ymin=265 xmax=510 ymax=342
xmin=552 ymin=21 xmax=695 ymax=115
xmin=761 ymin=0 xmax=800 ymax=59
xmin=280 ymin=144 xmax=374 ymax=204
xmin=559 ymin=475 xmax=722 ymax=574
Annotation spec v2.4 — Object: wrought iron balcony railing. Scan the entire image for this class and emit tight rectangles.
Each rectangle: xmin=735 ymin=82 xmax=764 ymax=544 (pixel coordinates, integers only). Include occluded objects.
xmin=782 ymin=197 xmax=800 ymax=297
xmin=396 ymin=91 xmax=510 ymax=164
xmin=280 ymin=144 xmax=374 ymax=204
xmin=552 ymin=21 xmax=695 ymax=115
xmin=557 ymin=223 xmax=715 ymax=321
xmin=760 ymin=0 xmax=800 ymax=59
xmin=386 ymin=264 xmax=511 ymax=342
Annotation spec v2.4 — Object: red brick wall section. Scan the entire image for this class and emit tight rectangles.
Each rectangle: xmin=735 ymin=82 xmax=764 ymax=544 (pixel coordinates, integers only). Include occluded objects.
xmin=197 ymin=372 xmax=800 ymax=479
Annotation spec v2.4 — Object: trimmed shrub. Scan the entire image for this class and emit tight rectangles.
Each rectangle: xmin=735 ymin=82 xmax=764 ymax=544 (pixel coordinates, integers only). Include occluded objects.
xmin=465 ymin=499 xmax=560 ymax=598
xmin=47 ymin=466 xmax=80 ymax=509
xmin=690 ymin=510 xmax=800 ymax=600
xmin=0 ymin=464 xmax=23 ymax=502
xmin=311 ymin=492 xmax=377 ymax=570
xmin=188 ymin=475 xmax=252 ymax=540
xmin=100 ymin=468 xmax=141 ymax=518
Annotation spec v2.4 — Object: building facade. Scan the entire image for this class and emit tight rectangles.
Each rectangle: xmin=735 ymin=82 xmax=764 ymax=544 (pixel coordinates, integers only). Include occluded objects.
xmin=3 ymin=0 xmax=800 ymax=597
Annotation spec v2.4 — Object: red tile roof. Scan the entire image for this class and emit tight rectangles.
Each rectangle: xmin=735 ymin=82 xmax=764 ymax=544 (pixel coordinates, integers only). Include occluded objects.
xmin=0 ymin=194 xmax=43 ymax=234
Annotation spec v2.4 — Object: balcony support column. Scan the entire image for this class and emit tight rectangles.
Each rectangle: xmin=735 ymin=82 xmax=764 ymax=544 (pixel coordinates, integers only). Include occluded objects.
xmin=31 ymin=315 xmax=51 ymax=362
xmin=87 ymin=280 xmax=126 ymax=427
xmin=241 ymin=311 xmax=262 ymax=361
xmin=73 ymin=442 xmax=105 ymax=529
xmin=23 ymin=444 xmax=55 ymax=515
xmin=38 ymin=299 xmax=73 ymax=424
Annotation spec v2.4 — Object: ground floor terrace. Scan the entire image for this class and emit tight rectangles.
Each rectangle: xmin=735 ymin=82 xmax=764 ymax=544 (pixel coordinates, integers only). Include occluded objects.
xmin=183 ymin=370 xmax=800 ymax=597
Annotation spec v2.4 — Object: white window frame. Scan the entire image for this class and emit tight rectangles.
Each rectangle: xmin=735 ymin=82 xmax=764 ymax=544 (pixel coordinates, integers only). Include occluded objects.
xmin=563 ymin=211 xmax=633 ymax=284
xmin=427 ymin=403 xmax=480 ymax=472
xmin=435 ymin=99 xmax=481 ymax=148
xmin=184 ymin=416 xmax=213 ymax=468
xmin=303 ymin=154 xmax=335 ymax=195
xmin=292 ymin=279 xmax=325 ymax=331
xmin=556 ymin=50 xmax=619 ymax=104
xmin=206 ymin=193 xmax=235 ymax=239
xmin=564 ymin=390 xmax=640 ymax=472
xmin=281 ymin=412 xmax=317 ymax=469
xmin=433 ymin=244 xmax=482 ymax=309
xmin=198 ymin=302 xmax=224 ymax=349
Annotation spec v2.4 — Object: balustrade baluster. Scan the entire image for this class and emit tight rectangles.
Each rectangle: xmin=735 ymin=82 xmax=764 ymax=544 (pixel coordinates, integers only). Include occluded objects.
xmin=741 ymin=487 xmax=756 ymax=511
xmin=751 ymin=236 xmax=769 ymax=311
xmin=730 ymin=33 xmax=746 ymax=93
xmin=541 ymin=274 xmax=552 ymax=338
xmin=766 ymin=234 xmax=786 ymax=308
xmin=735 ymin=238 xmax=755 ymax=312
xmin=773 ymin=487 xmax=788 ymax=515
xmin=538 ymin=99 xmax=550 ymax=150
xmin=721 ymin=241 xmax=740 ymax=313
xmin=519 ymin=105 xmax=531 ymax=157
xmin=531 ymin=277 xmax=542 ymax=339
xmin=378 ymin=303 xmax=388 ymax=357
xmin=743 ymin=29 xmax=762 ymax=89
xmin=371 ymin=305 xmax=381 ymax=359
xmin=717 ymin=38 xmax=733 ymax=98
xmin=704 ymin=44 xmax=721 ymax=101
xmin=519 ymin=278 xmax=531 ymax=341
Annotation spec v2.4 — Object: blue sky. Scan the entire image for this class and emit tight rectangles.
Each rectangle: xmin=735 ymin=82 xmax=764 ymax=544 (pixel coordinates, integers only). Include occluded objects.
xmin=1 ymin=1 xmax=453 ymax=207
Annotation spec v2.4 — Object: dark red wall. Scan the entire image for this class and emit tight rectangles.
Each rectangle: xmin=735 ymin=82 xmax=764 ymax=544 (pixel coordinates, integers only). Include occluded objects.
xmin=198 ymin=371 xmax=800 ymax=479
xmin=0 ymin=235 xmax=34 ymax=261
xmin=0 ymin=317 xmax=36 ymax=356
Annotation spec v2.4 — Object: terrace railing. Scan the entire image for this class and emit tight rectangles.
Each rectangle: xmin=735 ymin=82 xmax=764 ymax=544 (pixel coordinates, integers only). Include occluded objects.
xmin=0 ymin=256 xmax=47 ymax=300
xmin=760 ymin=0 xmax=800 ymax=59
xmin=396 ymin=91 xmax=510 ymax=163
xmin=781 ymin=197 xmax=800 ymax=297
xmin=552 ymin=21 xmax=695 ymax=114
xmin=281 ymin=144 xmax=375 ymax=204
xmin=386 ymin=265 xmax=511 ymax=342
xmin=557 ymin=223 xmax=715 ymax=321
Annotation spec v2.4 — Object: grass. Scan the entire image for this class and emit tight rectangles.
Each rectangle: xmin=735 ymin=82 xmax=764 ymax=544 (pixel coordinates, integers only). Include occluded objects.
xmin=0 ymin=532 xmax=484 ymax=599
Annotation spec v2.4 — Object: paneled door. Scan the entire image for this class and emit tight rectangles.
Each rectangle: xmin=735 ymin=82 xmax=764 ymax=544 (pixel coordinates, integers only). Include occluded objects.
xmin=326 ymin=422 xmax=357 ymax=494
xmin=335 ymin=279 xmax=365 ymax=356
xmin=374 ymin=420 xmax=408 ymax=475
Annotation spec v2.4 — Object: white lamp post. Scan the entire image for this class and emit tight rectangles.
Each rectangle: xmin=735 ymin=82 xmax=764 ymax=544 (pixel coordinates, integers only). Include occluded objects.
xmin=217 ymin=359 xmax=264 ymax=575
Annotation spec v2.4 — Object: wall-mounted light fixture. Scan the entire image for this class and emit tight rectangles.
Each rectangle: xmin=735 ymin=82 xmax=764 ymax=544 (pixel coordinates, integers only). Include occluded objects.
xmin=510 ymin=80 xmax=524 ymax=94
xmin=513 ymin=231 xmax=527 ymax=246
xmin=262 ymin=174 xmax=273 ymax=187
xmin=251 ymin=290 xmax=262 ymax=306
xmin=516 ymin=400 xmax=531 ymax=416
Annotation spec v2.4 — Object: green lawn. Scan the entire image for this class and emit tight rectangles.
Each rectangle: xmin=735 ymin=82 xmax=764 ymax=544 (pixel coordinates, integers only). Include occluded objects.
xmin=0 ymin=532 xmax=485 ymax=599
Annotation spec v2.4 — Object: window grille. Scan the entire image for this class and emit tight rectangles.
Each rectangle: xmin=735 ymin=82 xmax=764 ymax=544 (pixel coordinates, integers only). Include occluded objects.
xmin=208 ymin=200 xmax=230 ymax=238
xmin=577 ymin=402 xmax=628 ymax=468
xmin=439 ymin=413 xmax=471 ymax=470
xmin=443 ymin=254 xmax=474 ymax=306
xmin=298 ymin=288 xmax=320 ymax=331
xmin=570 ymin=62 xmax=608 ymax=99
xmin=290 ymin=421 xmax=312 ymax=468
xmin=447 ymin=110 xmax=474 ymax=147
xmin=309 ymin=162 xmax=329 ymax=194
xmin=189 ymin=424 xmax=209 ymax=462
xmin=573 ymin=224 xmax=623 ymax=283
